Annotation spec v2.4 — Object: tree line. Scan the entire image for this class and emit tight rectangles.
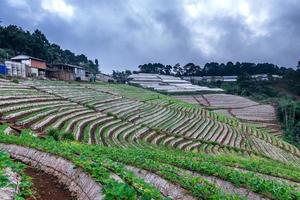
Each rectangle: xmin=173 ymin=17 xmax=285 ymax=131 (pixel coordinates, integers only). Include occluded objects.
xmin=137 ymin=62 xmax=295 ymax=76
xmin=0 ymin=25 xmax=99 ymax=73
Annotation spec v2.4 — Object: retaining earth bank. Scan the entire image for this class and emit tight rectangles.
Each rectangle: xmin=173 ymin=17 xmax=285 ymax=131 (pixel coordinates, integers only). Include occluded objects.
xmin=0 ymin=143 xmax=103 ymax=200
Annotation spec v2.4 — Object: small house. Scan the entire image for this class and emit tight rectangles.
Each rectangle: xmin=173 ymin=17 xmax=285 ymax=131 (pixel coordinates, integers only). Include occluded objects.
xmin=96 ymin=73 xmax=115 ymax=83
xmin=47 ymin=64 xmax=87 ymax=81
xmin=11 ymin=55 xmax=46 ymax=77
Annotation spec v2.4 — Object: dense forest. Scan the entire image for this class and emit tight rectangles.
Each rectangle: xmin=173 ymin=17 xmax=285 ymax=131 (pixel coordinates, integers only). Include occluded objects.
xmin=0 ymin=25 xmax=99 ymax=73
xmin=137 ymin=62 xmax=295 ymax=76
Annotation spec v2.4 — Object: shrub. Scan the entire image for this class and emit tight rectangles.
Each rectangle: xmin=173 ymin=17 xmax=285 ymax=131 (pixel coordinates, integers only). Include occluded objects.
xmin=11 ymin=79 xmax=19 ymax=84
xmin=47 ymin=128 xmax=60 ymax=141
xmin=107 ymin=112 xmax=114 ymax=117
xmin=86 ymin=104 xmax=95 ymax=110
xmin=61 ymin=132 xmax=75 ymax=141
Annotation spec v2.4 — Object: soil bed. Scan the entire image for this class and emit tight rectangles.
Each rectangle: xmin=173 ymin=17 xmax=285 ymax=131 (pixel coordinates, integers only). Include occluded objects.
xmin=24 ymin=166 xmax=75 ymax=200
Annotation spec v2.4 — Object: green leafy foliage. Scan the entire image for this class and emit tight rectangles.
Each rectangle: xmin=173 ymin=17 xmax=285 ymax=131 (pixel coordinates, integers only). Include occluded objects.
xmin=0 ymin=133 xmax=299 ymax=199
xmin=47 ymin=128 xmax=75 ymax=141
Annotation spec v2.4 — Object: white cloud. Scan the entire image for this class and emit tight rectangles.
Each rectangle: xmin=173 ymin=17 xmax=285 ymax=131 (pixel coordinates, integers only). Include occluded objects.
xmin=41 ymin=0 xmax=74 ymax=19
xmin=183 ymin=0 xmax=270 ymax=55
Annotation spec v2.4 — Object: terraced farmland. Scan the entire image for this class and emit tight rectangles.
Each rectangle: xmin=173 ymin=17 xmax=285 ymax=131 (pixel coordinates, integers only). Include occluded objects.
xmin=0 ymin=78 xmax=300 ymax=199
xmin=175 ymin=94 xmax=282 ymax=137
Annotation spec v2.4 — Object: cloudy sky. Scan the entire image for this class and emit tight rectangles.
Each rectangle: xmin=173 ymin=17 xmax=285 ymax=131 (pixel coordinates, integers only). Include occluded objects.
xmin=1 ymin=0 xmax=300 ymax=73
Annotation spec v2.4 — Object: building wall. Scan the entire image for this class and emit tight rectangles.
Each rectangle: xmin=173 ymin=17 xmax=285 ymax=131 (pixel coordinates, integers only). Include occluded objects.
xmin=0 ymin=64 xmax=6 ymax=75
xmin=30 ymin=59 xmax=46 ymax=69
xmin=57 ymin=71 xmax=75 ymax=81
xmin=5 ymin=61 xmax=27 ymax=78
xmin=74 ymin=68 xmax=86 ymax=80
xmin=30 ymin=68 xmax=39 ymax=77
xmin=96 ymin=73 xmax=114 ymax=82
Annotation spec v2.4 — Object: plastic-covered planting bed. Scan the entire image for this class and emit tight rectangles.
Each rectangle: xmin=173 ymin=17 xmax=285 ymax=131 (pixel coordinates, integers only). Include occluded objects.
xmin=0 ymin=144 xmax=103 ymax=200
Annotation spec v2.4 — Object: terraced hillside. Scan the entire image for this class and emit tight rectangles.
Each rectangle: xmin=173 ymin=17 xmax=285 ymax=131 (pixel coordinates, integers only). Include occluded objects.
xmin=0 ymin=78 xmax=300 ymax=199
xmin=174 ymin=94 xmax=282 ymax=137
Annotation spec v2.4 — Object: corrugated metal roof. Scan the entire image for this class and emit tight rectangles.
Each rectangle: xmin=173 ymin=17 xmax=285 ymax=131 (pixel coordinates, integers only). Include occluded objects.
xmin=52 ymin=63 xmax=84 ymax=69
xmin=11 ymin=55 xmax=45 ymax=62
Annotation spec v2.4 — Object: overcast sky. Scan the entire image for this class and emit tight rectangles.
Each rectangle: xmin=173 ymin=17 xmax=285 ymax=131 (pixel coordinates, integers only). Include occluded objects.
xmin=1 ymin=0 xmax=300 ymax=73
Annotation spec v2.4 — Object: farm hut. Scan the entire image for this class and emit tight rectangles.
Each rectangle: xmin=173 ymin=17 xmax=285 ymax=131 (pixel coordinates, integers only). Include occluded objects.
xmin=11 ymin=55 xmax=46 ymax=77
xmin=96 ymin=73 xmax=115 ymax=83
xmin=48 ymin=64 xmax=88 ymax=81
xmin=47 ymin=64 xmax=75 ymax=81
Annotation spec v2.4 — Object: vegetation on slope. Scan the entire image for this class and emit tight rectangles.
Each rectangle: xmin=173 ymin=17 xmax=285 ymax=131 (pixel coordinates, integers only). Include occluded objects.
xmin=206 ymin=72 xmax=300 ymax=147
xmin=1 ymin=78 xmax=300 ymax=199
xmin=0 ymin=128 xmax=300 ymax=199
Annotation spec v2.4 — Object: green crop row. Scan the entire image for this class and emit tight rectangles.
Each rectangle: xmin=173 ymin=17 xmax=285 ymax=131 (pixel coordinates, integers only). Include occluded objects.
xmin=0 ymin=132 xmax=241 ymax=199
xmin=1 ymin=129 xmax=300 ymax=199
xmin=108 ymin=148 xmax=300 ymax=200
xmin=0 ymin=132 xmax=167 ymax=200
xmin=146 ymin=147 xmax=300 ymax=183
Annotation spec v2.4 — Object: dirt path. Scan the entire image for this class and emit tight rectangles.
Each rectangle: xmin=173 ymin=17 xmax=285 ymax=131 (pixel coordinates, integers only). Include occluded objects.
xmin=24 ymin=167 xmax=75 ymax=200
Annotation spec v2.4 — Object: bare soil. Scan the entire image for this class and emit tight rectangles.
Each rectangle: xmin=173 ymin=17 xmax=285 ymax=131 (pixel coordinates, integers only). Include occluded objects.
xmin=24 ymin=166 xmax=75 ymax=200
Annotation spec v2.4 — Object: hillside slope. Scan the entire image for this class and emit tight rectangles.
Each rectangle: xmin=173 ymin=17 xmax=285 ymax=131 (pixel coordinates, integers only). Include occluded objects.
xmin=174 ymin=94 xmax=282 ymax=137
xmin=0 ymin=78 xmax=300 ymax=199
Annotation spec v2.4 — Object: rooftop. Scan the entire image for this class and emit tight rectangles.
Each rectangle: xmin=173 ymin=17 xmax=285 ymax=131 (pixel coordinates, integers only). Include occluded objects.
xmin=11 ymin=55 xmax=45 ymax=62
xmin=52 ymin=63 xmax=84 ymax=69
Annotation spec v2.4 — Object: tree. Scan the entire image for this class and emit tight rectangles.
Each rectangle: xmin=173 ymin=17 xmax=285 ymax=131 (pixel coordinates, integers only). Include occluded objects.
xmin=0 ymin=24 xmax=98 ymax=72
xmin=173 ymin=63 xmax=183 ymax=76
xmin=95 ymin=59 xmax=99 ymax=71
xmin=138 ymin=63 xmax=166 ymax=74
xmin=182 ymin=63 xmax=201 ymax=76
xmin=112 ymin=70 xmax=132 ymax=83
xmin=164 ymin=65 xmax=172 ymax=75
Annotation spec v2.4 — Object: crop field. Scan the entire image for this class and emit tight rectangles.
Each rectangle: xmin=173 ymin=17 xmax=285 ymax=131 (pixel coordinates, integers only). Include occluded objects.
xmin=0 ymin=78 xmax=300 ymax=199
xmin=175 ymin=94 xmax=281 ymax=137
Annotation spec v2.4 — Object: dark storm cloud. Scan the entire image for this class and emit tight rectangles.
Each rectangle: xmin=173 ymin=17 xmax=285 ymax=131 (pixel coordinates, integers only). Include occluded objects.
xmin=1 ymin=0 xmax=300 ymax=73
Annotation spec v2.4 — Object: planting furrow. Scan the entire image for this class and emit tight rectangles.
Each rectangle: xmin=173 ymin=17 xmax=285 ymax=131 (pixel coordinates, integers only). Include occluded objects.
xmin=97 ymin=119 xmax=122 ymax=146
xmin=0 ymin=97 xmax=61 ymax=107
xmin=51 ymin=110 xmax=94 ymax=129
xmin=87 ymin=116 xmax=115 ymax=144
xmin=64 ymin=113 xmax=98 ymax=133
xmin=74 ymin=114 xmax=106 ymax=141
xmin=105 ymin=121 xmax=128 ymax=147
xmin=0 ymin=101 xmax=65 ymax=120
xmin=32 ymin=107 xmax=85 ymax=131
